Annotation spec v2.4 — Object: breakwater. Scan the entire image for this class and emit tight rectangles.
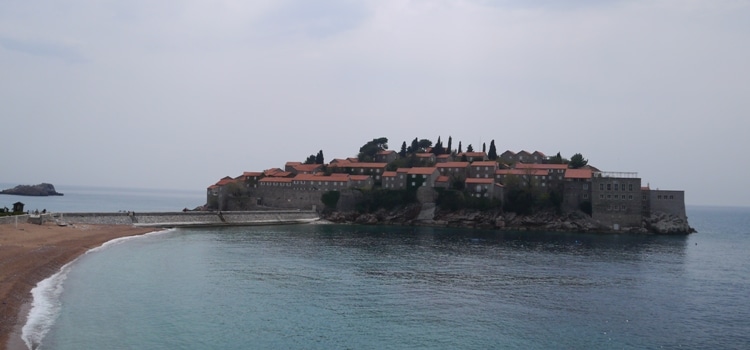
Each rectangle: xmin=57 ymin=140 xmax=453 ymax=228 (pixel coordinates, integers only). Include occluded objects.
xmin=20 ymin=211 xmax=320 ymax=228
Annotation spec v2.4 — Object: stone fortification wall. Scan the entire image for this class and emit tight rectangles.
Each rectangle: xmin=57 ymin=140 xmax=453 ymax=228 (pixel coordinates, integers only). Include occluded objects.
xmin=35 ymin=211 xmax=319 ymax=227
xmin=648 ymin=190 xmax=687 ymax=219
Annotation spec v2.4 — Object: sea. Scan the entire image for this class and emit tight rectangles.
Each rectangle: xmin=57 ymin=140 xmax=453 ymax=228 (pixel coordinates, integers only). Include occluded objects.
xmin=6 ymin=185 xmax=750 ymax=349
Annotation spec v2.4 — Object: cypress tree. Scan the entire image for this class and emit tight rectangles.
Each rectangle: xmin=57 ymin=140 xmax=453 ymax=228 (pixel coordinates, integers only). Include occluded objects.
xmin=488 ymin=140 xmax=497 ymax=160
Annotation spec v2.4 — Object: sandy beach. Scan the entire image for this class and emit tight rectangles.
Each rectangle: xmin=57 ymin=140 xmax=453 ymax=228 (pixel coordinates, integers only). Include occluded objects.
xmin=0 ymin=222 xmax=156 ymax=350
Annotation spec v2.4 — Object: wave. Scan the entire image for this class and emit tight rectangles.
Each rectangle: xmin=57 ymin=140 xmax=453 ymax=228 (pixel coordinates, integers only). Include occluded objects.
xmin=20 ymin=228 xmax=175 ymax=349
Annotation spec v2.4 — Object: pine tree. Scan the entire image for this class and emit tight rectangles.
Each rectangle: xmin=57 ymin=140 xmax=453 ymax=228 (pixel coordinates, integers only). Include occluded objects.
xmin=488 ymin=140 xmax=497 ymax=160
xmin=315 ymin=150 xmax=324 ymax=164
xmin=399 ymin=141 xmax=407 ymax=157
xmin=467 ymin=144 xmax=474 ymax=153
xmin=482 ymin=142 xmax=486 ymax=153
xmin=458 ymin=141 xmax=463 ymax=154
xmin=447 ymin=136 xmax=452 ymax=154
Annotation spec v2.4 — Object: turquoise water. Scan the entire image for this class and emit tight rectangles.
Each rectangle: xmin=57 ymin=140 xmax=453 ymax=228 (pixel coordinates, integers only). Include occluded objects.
xmin=24 ymin=206 xmax=750 ymax=349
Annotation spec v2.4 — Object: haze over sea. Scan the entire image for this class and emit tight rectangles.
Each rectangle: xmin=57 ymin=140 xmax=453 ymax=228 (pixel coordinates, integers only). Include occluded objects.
xmin=9 ymin=185 xmax=750 ymax=349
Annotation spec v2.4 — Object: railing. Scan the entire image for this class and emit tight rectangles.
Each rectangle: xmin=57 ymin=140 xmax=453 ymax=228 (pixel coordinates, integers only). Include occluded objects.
xmin=593 ymin=171 xmax=639 ymax=178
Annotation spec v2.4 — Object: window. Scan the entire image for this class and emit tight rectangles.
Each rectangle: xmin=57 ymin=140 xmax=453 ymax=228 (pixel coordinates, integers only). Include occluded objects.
xmin=583 ymin=184 xmax=589 ymax=190
xmin=607 ymin=184 xmax=612 ymax=191
xmin=412 ymin=182 xmax=416 ymax=186
xmin=614 ymin=184 xmax=619 ymax=191
xmin=629 ymin=184 xmax=633 ymax=191
xmin=600 ymin=184 xmax=605 ymax=191
xmin=629 ymin=195 xmax=633 ymax=200
xmin=669 ymin=195 xmax=674 ymax=200
xmin=658 ymin=195 xmax=662 ymax=200
xmin=621 ymin=205 xmax=626 ymax=211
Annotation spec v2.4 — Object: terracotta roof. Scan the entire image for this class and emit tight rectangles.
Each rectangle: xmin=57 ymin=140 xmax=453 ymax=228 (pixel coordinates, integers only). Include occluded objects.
xmin=436 ymin=162 xmax=470 ymax=168
xmin=259 ymin=177 xmax=293 ymax=183
xmin=465 ymin=178 xmax=495 ymax=184
xmin=270 ymin=171 xmax=292 ymax=177
xmin=215 ymin=177 xmax=236 ymax=186
xmin=564 ymin=168 xmax=593 ymax=179
xmin=207 ymin=184 xmax=219 ymax=189
xmin=470 ymin=161 xmax=498 ymax=167
xmin=329 ymin=162 xmax=387 ymax=169
xmin=407 ymin=167 xmax=439 ymax=175
xmin=436 ymin=154 xmax=451 ymax=159
xmin=329 ymin=158 xmax=351 ymax=164
xmin=293 ymin=164 xmax=323 ymax=172
xmin=350 ymin=175 xmax=371 ymax=181
xmin=242 ymin=172 xmax=263 ymax=177
xmin=416 ymin=153 xmax=435 ymax=158
xmin=462 ymin=152 xmax=486 ymax=157
xmin=436 ymin=175 xmax=450 ymax=183
xmin=396 ymin=168 xmax=410 ymax=174
xmin=329 ymin=173 xmax=350 ymax=178
xmin=382 ymin=171 xmax=397 ymax=177
xmin=285 ymin=161 xmax=302 ymax=166
xmin=293 ymin=174 xmax=349 ymax=183
xmin=514 ymin=163 xmax=568 ymax=170
xmin=264 ymin=168 xmax=284 ymax=176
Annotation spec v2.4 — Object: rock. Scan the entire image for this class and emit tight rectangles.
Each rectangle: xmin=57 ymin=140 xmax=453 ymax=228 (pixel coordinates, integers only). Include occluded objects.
xmin=0 ymin=183 xmax=63 ymax=196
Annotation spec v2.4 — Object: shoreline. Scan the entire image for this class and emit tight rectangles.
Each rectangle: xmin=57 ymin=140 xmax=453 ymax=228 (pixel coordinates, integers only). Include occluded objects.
xmin=0 ymin=222 xmax=157 ymax=350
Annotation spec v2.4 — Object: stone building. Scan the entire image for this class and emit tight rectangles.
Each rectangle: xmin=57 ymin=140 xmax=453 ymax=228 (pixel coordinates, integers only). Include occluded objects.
xmin=591 ymin=172 xmax=642 ymax=229
xmin=562 ymin=168 xmax=593 ymax=212
xmin=468 ymin=161 xmax=498 ymax=179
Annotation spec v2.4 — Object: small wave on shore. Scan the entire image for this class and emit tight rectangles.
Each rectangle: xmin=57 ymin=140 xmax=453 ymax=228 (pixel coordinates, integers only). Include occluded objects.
xmin=20 ymin=228 xmax=174 ymax=349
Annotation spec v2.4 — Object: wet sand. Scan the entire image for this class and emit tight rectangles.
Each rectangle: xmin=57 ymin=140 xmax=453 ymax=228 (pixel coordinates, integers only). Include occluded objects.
xmin=0 ymin=222 xmax=156 ymax=350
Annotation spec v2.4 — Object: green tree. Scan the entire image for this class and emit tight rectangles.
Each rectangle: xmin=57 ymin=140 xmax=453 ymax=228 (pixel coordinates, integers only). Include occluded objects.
xmin=458 ymin=141 xmax=463 ymax=153
xmin=358 ymin=137 xmax=389 ymax=161
xmin=446 ymin=136 xmax=452 ymax=154
xmin=488 ymin=140 xmax=497 ymax=160
xmin=304 ymin=154 xmax=316 ymax=164
xmin=399 ymin=141 xmax=407 ymax=157
xmin=570 ymin=153 xmax=588 ymax=169
xmin=417 ymin=139 xmax=432 ymax=151
xmin=321 ymin=191 xmax=341 ymax=209
xmin=482 ymin=142 xmax=486 ymax=153
xmin=408 ymin=137 xmax=419 ymax=154
xmin=466 ymin=144 xmax=474 ymax=153
xmin=315 ymin=150 xmax=324 ymax=164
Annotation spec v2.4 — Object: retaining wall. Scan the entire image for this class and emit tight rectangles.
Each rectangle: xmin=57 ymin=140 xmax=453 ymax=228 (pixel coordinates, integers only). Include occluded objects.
xmin=35 ymin=211 xmax=319 ymax=228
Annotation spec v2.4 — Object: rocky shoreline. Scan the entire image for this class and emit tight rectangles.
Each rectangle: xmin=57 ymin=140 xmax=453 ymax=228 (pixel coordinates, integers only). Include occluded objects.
xmin=322 ymin=205 xmax=695 ymax=235
xmin=0 ymin=183 xmax=63 ymax=196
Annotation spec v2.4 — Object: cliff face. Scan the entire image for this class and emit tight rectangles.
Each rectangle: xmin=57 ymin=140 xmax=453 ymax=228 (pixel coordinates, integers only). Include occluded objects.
xmin=0 ymin=183 xmax=63 ymax=196
xmin=322 ymin=206 xmax=696 ymax=235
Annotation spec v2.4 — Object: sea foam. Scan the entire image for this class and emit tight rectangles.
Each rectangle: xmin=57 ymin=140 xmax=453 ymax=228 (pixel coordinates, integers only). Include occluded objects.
xmin=21 ymin=229 xmax=174 ymax=350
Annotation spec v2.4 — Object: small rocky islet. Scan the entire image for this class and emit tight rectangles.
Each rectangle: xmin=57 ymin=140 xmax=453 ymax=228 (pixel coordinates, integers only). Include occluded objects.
xmin=0 ymin=183 xmax=63 ymax=196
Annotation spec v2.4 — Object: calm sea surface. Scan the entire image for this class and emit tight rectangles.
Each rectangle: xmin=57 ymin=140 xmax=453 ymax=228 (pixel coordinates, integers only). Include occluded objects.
xmin=16 ymin=187 xmax=750 ymax=349
xmin=0 ymin=183 xmax=205 ymax=213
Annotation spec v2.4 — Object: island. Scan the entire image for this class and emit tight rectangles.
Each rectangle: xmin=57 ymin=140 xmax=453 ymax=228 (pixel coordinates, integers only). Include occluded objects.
xmin=0 ymin=183 xmax=63 ymax=196
xmin=203 ymin=136 xmax=694 ymax=234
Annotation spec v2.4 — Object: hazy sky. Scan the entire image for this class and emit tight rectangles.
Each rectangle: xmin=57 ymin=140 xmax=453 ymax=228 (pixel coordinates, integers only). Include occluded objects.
xmin=2 ymin=0 xmax=749 ymax=206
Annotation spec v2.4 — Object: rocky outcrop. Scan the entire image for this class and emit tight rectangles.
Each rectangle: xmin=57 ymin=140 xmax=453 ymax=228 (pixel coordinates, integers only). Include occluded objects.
xmin=322 ymin=206 xmax=695 ymax=235
xmin=644 ymin=212 xmax=696 ymax=234
xmin=0 ymin=183 xmax=63 ymax=196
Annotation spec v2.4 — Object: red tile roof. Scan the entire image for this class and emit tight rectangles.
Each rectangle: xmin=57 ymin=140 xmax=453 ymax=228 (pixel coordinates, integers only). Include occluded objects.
xmin=259 ymin=177 xmax=293 ymax=183
xmin=407 ymin=167 xmax=439 ymax=175
xmin=564 ymin=168 xmax=593 ymax=179
xmin=294 ymin=174 xmax=349 ymax=183
xmin=350 ymin=175 xmax=371 ymax=181
xmin=514 ymin=163 xmax=568 ymax=170
xmin=416 ymin=153 xmax=435 ymax=158
xmin=382 ymin=171 xmax=397 ymax=177
xmin=436 ymin=162 xmax=470 ymax=168
xmin=242 ymin=171 xmax=263 ymax=177
xmin=293 ymin=164 xmax=323 ymax=172
xmin=329 ymin=162 xmax=387 ymax=169
xmin=436 ymin=175 xmax=450 ymax=183
xmin=470 ymin=161 xmax=498 ymax=167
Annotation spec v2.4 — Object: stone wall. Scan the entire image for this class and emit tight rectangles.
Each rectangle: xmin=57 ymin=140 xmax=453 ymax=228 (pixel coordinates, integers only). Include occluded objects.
xmin=591 ymin=175 xmax=642 ymax=229
xmin=35 ymin=211 xmax=319 ymax=227
xmin=648 ymin=190 xmax=687 ymax=219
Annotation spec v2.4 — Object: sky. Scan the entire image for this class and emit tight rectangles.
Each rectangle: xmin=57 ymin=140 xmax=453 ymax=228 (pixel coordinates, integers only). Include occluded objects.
xmin=1 ymin=0 xmax=749 ymax=207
